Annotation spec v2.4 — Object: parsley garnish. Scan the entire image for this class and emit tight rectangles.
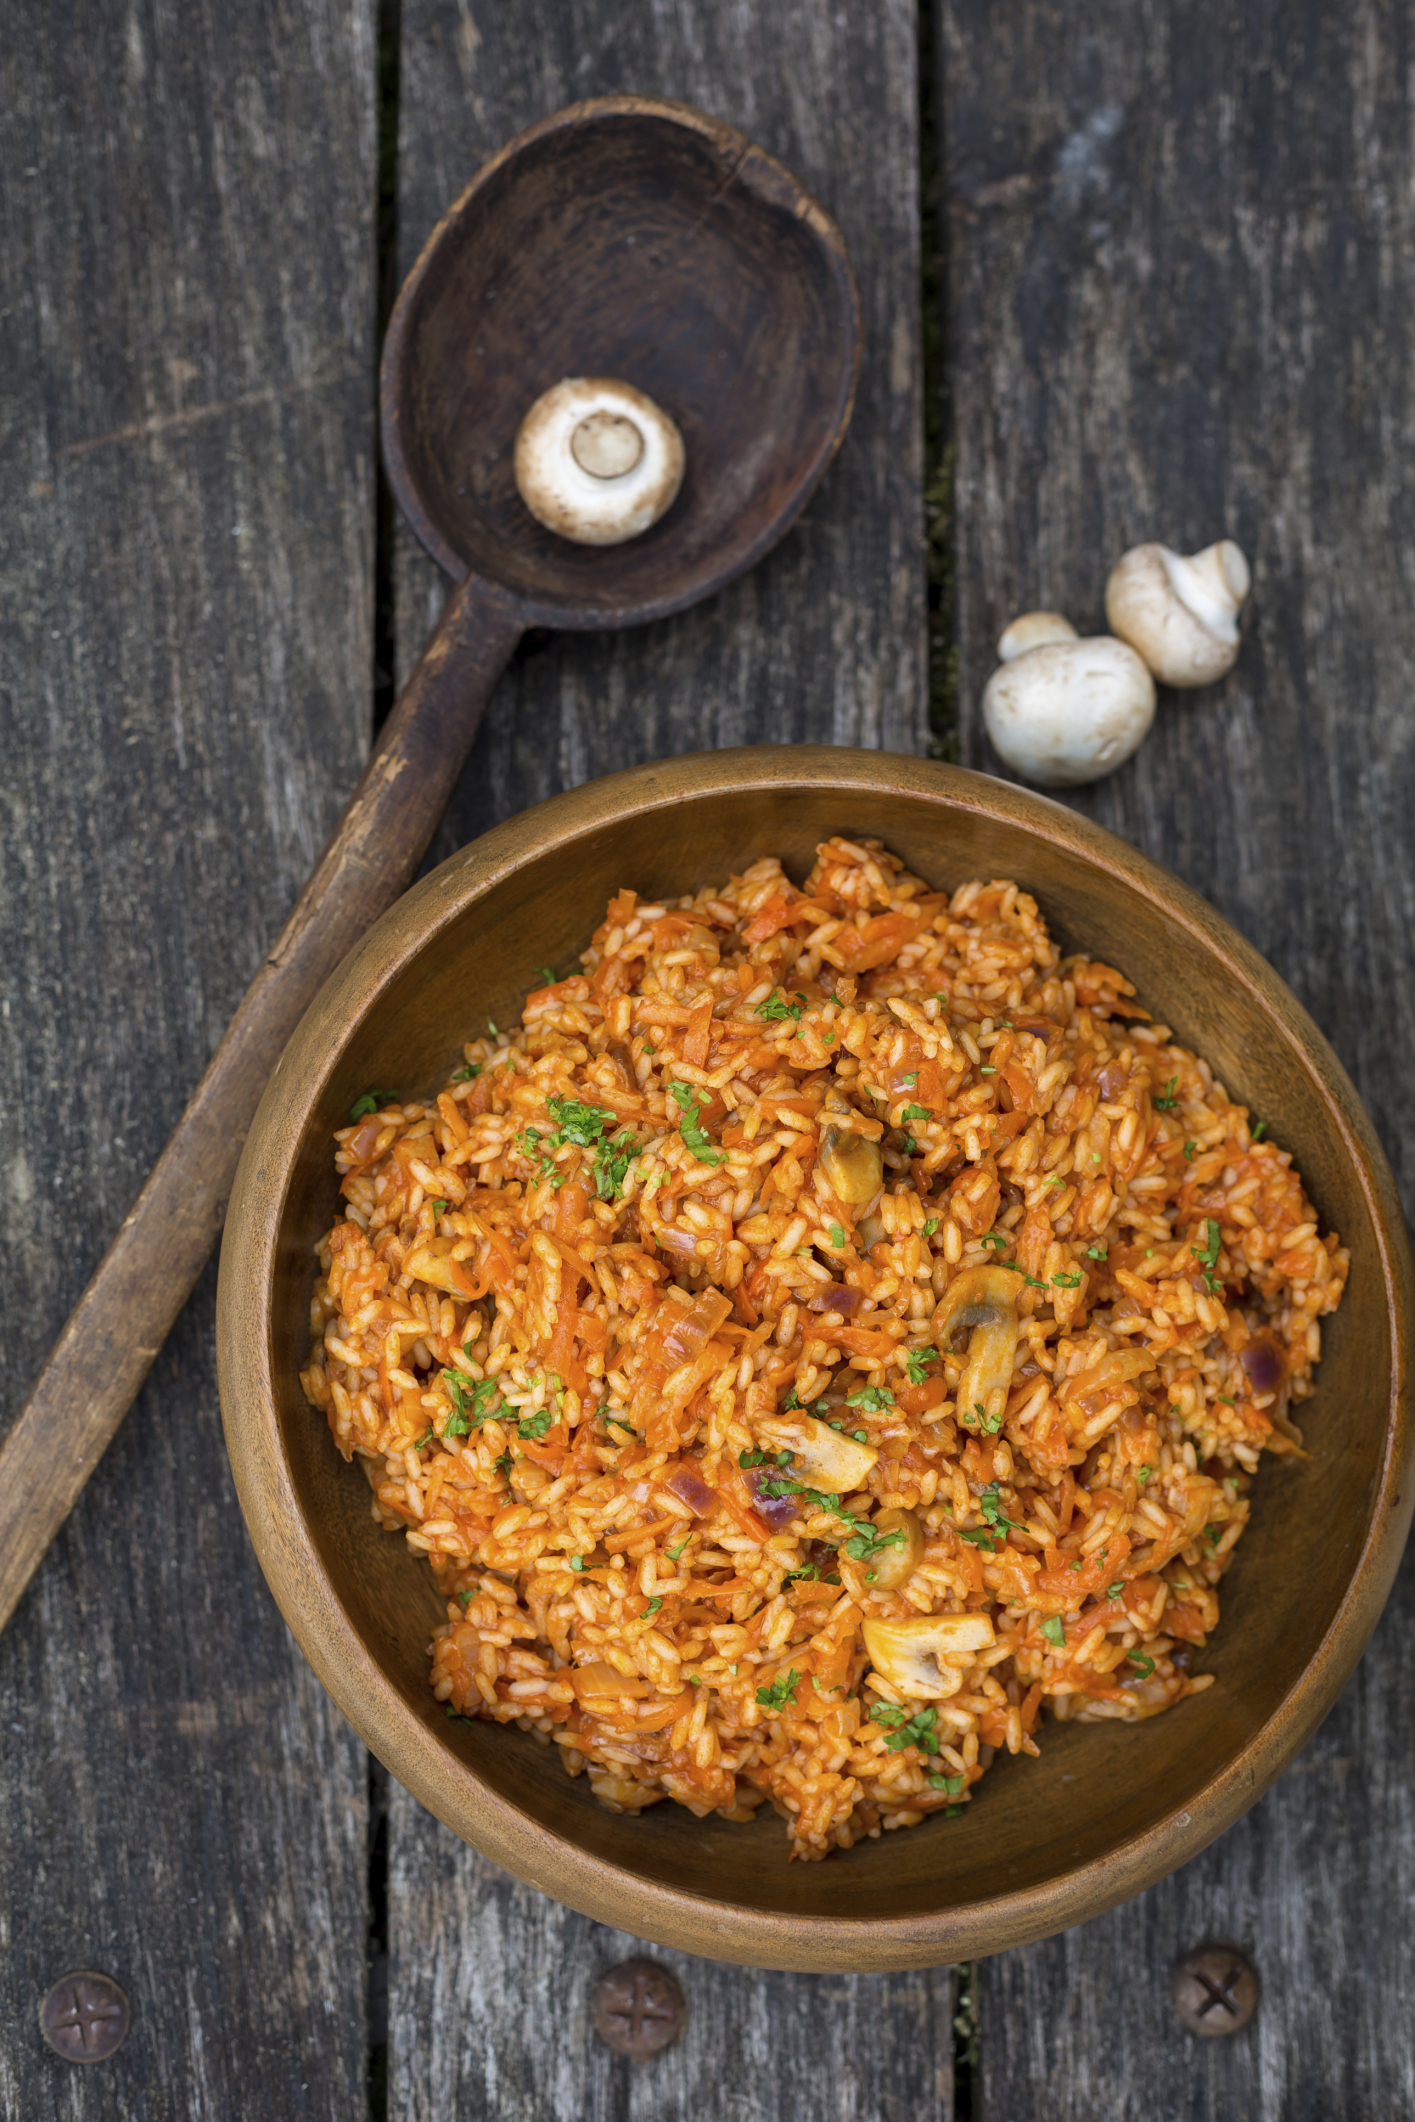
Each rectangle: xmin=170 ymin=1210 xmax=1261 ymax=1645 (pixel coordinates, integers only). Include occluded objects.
xmin=1041 ymin=1616 xmax=1065 ymax=1647
xmin=494 ymin=1450 xmax=512 ymax=1479
xmin=456 ymin=1588 xmax=474 ymax=1608
xmin=846 ymin=1386 xmax=895 ymax=1413
xmin=828 ymin=1223 xmax=846 ymax=1249
xmin=1106 ymin=1582 xmax=1124 ymax=1600
xmin=546 ymin=1095 xmax=612 ymax=1148
xmin=929 ymin=1773 xmax=965 ymax=1796
xmin=1086 ymin=1242 xmax=1107 ymax=1260
xmin=923 ymin=1217 xmax=938 ymax=1237
xmin=980 ymin=1401 xmax=1004 ymax=1435
xmin=593 ymin=1126 xmax=636 ymax=1200
xmin=349 ymin=1088 xmax=396 ymax=1120
xmin=533 ymin=965 xmax=556 ymax=984
xmin=1127 ymin=1652 xmax=1156 ymax=1679
xmin=1252 ymin=1119 xmax=1269 ymax=1141
xmin=904 ymin=1104 xmax=930 ymax=1122
xmin=669 ymin=1082 xmax=723 ymax=1165
xmin=644 ymin=1596 xmax=663 ymax=1615
xmin=869 ymin=1702 xmax=938 ymax=1754
xmin=1183 ymin=1140 xmax=1196 ymax=1161
xmin=756 ymin=990 xmax=806 ymax=1022
xmin=453 ymin=1063 xmax=481 ymax=1082
xmin=1154 ymin=1076 xmax=1179 ymax=1110
xmin=756 ymin=1670 xmax=800 ymax=1711
xmin=979 ymin=1065 xmax=996 ymax=1076
xmin=845 ymin=1522 xmax=907 ymax=1563
xmin=898 ymin=1132 xmax=917 ymax=1156
xmin=981 ymin=1231 xmax=1009 ymax=1251
xmin=1052 ymin=1269 xmax=1082 ymax=1288
xmin=517 ymin=1408 xmax=554 ymax=1441
xmin=905 ymin=1351 xmax=936 ymax=1386
xmin=666 ymin=1538 xmax=689 ymax=1561
xmin=605 ymin=1414 xmax=638 ymax=1438
xmin=569 ymin=1555 xmax=585 ymax=1571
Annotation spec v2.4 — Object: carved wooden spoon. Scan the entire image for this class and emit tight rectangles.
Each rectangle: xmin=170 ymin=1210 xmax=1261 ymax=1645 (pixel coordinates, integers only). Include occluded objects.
xmin=0 ymin=94 xmax=859 ymax=1632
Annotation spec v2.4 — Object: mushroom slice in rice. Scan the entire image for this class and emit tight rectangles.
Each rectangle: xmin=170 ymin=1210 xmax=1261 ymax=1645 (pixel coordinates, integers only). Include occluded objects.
xmin=863 ymin=1614 xmax=997 ymax=1701
xmin=754 ymin=1412 xmax=878 ymax=1493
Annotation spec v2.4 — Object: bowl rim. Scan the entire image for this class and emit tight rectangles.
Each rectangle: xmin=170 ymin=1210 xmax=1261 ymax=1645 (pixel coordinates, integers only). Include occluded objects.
xmin=217 ymin=746 xmax=1414 ymax=1970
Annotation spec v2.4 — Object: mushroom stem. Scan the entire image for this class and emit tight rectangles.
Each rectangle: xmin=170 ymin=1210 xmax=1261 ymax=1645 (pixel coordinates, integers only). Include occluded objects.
xmin=932 ymin=1264 xmax=1022 ymax=1431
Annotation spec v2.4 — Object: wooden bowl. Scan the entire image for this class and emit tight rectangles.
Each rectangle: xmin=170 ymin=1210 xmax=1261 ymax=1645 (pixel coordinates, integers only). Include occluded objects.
xmin=217 ymin=749 xmax=1413 ymax=1971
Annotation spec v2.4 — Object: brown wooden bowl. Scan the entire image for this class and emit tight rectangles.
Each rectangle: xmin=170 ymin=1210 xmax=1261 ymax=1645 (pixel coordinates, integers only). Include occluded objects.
xmin=217 ymin=749 xmax=1414 ymax=1971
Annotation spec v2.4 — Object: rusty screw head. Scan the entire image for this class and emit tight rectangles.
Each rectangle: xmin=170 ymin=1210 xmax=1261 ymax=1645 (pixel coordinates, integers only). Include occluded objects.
xmin=591 ymin=1958 xmax=685 ymax=2057
xmin=1172 ymin=1945 xmax=1259 ymax=2035
xmin=39 ymin=1972 xmax=131 ymax=2063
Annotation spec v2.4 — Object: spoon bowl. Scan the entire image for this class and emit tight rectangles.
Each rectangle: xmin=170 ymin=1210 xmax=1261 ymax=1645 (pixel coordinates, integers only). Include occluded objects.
xmin=381 ymin=95 xmax=861 ymax=627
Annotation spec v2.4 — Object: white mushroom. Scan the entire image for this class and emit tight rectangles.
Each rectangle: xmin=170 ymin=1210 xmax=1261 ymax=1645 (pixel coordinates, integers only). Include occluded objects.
xmin=754 ymin=1412 xmax=878 ymax=1494
xmin=514 ymin=377 xmax=685 ymax=546
xmin=982 ymin=623 xmax=1156 ymax=788
xmin=862 ymin=1614 xmax=996 ymax=1701
xmin=1104 ymin=540 xmax=1250 ymax=687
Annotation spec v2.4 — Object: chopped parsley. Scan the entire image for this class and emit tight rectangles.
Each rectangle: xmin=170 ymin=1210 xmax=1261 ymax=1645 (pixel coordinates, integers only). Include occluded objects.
xmin=1107 ymin=1582 xmax=1125 ymax=1600
xmin=979 ymin=1065 xmax=996 ymax=1076
xmin=1041 ymin=1616 xmax=1066 ymax=1647
xmin=1192 ymin=1218 xmax=1223 ymax=1289
xmin=546 ymin=1095 xmax=612 ymax=1147
xmin=443 ymin=1372 xmax=501 ymax=1434
xmin=605 ymin=1414 xmax=638 ymax=1438
xmin=1127 ymin=1652 xmax=1156 ymax=1679
xmin=669 ymin=1082 xmax=723 ymax=1166
xmin=349 ymin=1088 xmax=396 ymax=1120
xmin=904 ymin=1103 xmax=930 ymax=1122
xmin=1154 ymin=1076 xmax=1179 ymax=1110
xmin=929 ymin=1773 xmax=966 ymax=1796
xmin=1086 ymin=1242 xmax=1108 ymax=1260
xmin=981 ymin=1230 xmax=1009 ymax=1251
xmin=979 ymin=1402 xmax=1004 ymax=1436
xmin=516 ymin=1408 xmax=555 ymax=1442
xmin=593 ymin=1126 xmax=636 ymax=1201
xmin=846 ymin=1386 xmax=895 ymax=1413
xmin=923 ymin=1217 xmax=939 ymax=1236
xmin=869 ymin=1702 xmax=938 ymax=1754
xmin=756 ymin=1669 xmax=800 ymax=1711
xmin=456 ymin=1588 xmax=474 ymax=1608
xmin=1252 ymin=1119 xmax=1269 ymax=1141
xmin=897 ymin=1132 xmax=917 ymax=1156
xmin=905 ymin=1350 xmax=937 ymax=1386
xmin=755 ymin=990 xmax=806 ymax=1022
xmin=900 ymin=1073 xmax=918 ymax=1088
xmin=844 ymin=1522 xmax=906 ymax=1564
xmin=644 ymin=1596 xmax=663 ymax=1616
xmin=486 ymin=1020 xmax=498 ymax=1036
xmin=828 ymin=1223 xmax=846 ymax=1249
xmin=1052 ymin=1269 xmax=1082 ymax=1288
xmin=533 ymin=964 xmax=556 ymax=984
xmin=666 ymin=1538 xmax=689 ymax=1561
xmin=494 ymin=1450 xmax=512 ymax=1479
xmin=452 ymin=1063 xmax=481 ymax=1082
xmin=1183 ymin=1140 xmax=1196 ymax=1161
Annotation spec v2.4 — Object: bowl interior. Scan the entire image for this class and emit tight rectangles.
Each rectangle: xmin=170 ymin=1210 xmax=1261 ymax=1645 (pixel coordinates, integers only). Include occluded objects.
xmin=247 ymin=762 xmax=1402 ymax=1958
xmin=381 ymin=103 xmax=859 ymax=624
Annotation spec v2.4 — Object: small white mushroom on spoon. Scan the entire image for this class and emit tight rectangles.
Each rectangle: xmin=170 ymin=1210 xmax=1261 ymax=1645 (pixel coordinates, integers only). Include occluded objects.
xmin=982 ymin=617 xmax=1155 ymax=788
xmin=514 ymin=376 xmax=685 ymax=546
xmin=1104 ymin=540 xmax=1250 ymax=687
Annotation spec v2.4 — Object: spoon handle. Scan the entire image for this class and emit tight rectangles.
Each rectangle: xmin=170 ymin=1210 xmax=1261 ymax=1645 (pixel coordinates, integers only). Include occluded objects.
xmin=0 ymin=574 xmax=523 ymax=1634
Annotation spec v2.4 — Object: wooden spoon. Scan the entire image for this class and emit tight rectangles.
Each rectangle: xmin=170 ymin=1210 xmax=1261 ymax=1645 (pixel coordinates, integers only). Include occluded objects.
xmin=0 ymin=94 xmax=860 ymax=1632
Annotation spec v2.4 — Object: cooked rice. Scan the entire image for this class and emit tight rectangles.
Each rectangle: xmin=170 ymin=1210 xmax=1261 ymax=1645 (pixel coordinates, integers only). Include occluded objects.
xmin=300 ymin=838 xmax=1348 ymax=1860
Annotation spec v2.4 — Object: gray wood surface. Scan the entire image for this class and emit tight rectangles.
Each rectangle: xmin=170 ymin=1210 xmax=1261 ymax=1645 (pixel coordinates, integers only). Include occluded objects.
xmin=0 ymin=1 xmax=376 ymax=2114
xmin=386 ymin=4 xmax=946 ymax=2118
xmin=940 ymin=2 xmax=1415 ymax=2114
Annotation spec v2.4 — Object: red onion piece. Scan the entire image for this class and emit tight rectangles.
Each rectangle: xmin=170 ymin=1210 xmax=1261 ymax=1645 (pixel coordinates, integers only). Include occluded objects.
xmin=1097 ymin=1062 xmax=1127 ymax=1102
xmin=1239 ymin=1333 xmax=1286 ymax=1396
xmin=659 ymin=1286 xmax=732 ymax=1360
xmin=809 ymin=1283 xmax=862 ymax=1316
xmin=745 ymin=1466 xmax=800 ymax=1529
xmin=664 ymin=1463 xmax=718 ymax=1518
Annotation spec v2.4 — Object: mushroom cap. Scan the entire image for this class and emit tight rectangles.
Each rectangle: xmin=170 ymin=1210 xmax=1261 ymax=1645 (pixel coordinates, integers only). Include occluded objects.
xmin=997 ymin=611 xmax=1078 ymax=663
xmin=1104 ymin=540 xmax=1250 ymax=688
xmin=982 ymin=636 xmax=1156 ymax=788
xmin=514 ymin=377 xmax=685 ymax=546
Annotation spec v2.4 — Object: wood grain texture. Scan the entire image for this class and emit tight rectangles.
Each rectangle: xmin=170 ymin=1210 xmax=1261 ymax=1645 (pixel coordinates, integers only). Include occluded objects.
xmin=939 ymin=1 xmax=1415 ymax=2113
xmin=388 ymin=1783 xmax=955 ymax=2122
xmin=387 ymin=1 xmax=938 ymax=2108
xmin=0 ymin=0 xmax=376 ymax=2111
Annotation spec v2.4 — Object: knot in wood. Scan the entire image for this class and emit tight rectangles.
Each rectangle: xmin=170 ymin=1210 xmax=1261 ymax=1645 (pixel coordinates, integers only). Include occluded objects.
xmin=39 ymin=1972 xmax=131 ymax=2063
xmin=1172 ymin=1945 xmax=1259 ymax=2035
xmin=591 ymin=1957 xmax=685 ymax=2056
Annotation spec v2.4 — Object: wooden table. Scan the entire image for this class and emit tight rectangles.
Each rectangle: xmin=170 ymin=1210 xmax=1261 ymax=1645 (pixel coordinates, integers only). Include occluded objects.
xmin=4 ymin=2 xmax=1412 ymax=2114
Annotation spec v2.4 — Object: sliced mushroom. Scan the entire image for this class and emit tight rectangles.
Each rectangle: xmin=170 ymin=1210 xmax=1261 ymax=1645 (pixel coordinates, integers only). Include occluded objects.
xmin=862 ymin=1614 xmax=997 ymax=1700
xmin=859 ymin=1506 xmax=924 ymax=1591
xmin=754 ymin=1412 xmax=878 ymax=1494
xmin=932 ymin=1264 xmax=1022 ymax=1431
xmin=818 ymin=1087 xmax=884 ymax=1207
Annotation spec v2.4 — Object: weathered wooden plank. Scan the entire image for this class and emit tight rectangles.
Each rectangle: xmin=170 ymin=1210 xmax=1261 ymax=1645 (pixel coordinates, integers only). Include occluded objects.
xmin=388 ymin=1785 xmax=955 ymax=2122
xmin=940 ymin=1 xmax=1415 ymax=2113
xmin=0 ymin=0 xmax=377 ymax=2113
xmin=387 ymin=4 xmax=942 ymax=2114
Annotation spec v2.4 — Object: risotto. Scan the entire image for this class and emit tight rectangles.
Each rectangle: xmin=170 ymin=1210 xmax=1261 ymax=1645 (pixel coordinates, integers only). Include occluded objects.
xmin=300 ymin=838 xmax=1348 ymax=1860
